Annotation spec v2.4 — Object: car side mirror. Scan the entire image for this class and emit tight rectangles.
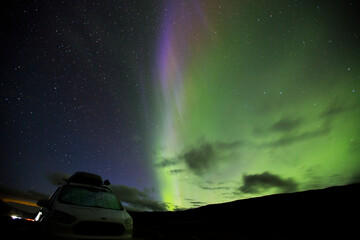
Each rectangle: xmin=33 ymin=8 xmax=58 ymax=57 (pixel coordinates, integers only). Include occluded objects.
xmin=37 ymin=199 xmax=50 ymax=208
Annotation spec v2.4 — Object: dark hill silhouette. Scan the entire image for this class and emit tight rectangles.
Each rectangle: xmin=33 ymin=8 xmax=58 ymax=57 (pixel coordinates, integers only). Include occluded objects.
xmin=0 ymin=183 xmax=359 ymax=239
xmin=131 ymin=183 xmax=360 ymax=239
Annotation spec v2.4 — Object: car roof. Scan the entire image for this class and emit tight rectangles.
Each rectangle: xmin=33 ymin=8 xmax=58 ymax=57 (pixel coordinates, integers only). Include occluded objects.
xmin=67 ymin=172 xmax=104 ymax=185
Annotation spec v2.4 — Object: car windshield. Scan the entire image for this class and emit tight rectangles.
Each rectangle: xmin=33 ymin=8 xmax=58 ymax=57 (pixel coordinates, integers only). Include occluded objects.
xmin=58 ymin=185 xmax=123 ymax=210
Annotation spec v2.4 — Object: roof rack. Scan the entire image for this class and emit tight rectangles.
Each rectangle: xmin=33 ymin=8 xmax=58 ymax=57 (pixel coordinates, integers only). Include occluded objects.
xmin=66 ymin=172 xmax=110 ymax=186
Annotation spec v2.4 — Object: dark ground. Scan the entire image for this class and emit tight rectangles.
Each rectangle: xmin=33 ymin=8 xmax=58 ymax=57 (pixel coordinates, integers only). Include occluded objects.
xmin=131 ymin=183 xmax=360 ymax=240
xmin=1 ymin=183 xmax=359 ymax=240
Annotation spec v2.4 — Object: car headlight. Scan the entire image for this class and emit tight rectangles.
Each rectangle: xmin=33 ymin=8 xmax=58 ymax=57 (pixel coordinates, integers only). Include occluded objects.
xmin=125 ymin=217 xmax=133 ymax=229
xmin=51 ymin=210 xmax=76 ymax=224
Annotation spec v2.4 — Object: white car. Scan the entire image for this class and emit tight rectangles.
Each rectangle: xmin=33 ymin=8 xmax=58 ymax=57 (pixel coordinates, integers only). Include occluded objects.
xmin=35 ymin=172 xmax=133 ymax=240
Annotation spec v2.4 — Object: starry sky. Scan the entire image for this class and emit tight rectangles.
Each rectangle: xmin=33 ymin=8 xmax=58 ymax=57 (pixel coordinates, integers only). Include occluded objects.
xmin=1 ymin=0 xmax=359 ymax=211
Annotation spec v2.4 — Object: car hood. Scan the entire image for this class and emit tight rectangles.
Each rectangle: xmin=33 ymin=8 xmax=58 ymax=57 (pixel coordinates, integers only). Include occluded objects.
xmin=54 ymin=201 xmax=131 ymax=222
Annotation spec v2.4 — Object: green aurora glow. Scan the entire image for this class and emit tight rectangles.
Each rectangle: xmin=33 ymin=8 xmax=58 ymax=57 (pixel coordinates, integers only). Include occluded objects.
xmin=150 ymin=1 xmax=359 ymax=210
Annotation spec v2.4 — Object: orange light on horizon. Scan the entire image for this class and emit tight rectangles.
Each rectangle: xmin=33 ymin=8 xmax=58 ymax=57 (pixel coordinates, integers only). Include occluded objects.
xmin=1 ymin=197 xmax=39 ymax=207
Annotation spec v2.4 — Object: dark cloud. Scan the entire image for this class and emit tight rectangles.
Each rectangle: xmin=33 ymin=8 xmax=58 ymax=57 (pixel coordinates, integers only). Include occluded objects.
xmin=239 ymin=172 xmax=298 ymax=194
xmin=198 ymin=180 xmax=230 ymax=191
xmin=155 ymin=144 xmax=216 ymax=175
xmin=256 ymin=116 xmax=330 ymax=147
xmin=320 ymin=99 xmax=350 ymax=119
xmin=155 ymin=140 xmax=242 ymax=176
xmin=264 ymin=126 xmax=330 ymax=147
xmin=169 ymin=169 xmax=185 ymax=175
xmin=320 ymin=100 xmax=360 ymax=122
xmin=271 ymin=117 xmax=303 ymax=132
xmin=181 ymin=140 xmax=241 ymax=175
xmin=0 ymin=185 xmax=48 ymax=213
xmin=109 ymin=185 xmax=167 ymax=212
xmin=46 ymin=172 xmax=71 ymax=186
xmin=182 ymin=143 xmax=215 ymax=175
xmin=321 ymin=105 xmax=346 ymax=118
xmin=190 ymin=201 xmax=207 ymax=207
xmin=154 ymin=158 xmax=179 ymax=168
xmin=0 ymin=185 xmax=49 ymax=202
xmin=199 ymin=185 xmax=230 ymax=191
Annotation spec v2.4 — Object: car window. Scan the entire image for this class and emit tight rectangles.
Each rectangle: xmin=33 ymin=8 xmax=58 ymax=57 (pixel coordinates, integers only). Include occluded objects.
xmin=58 ymin=185 xmax=123 ymax=210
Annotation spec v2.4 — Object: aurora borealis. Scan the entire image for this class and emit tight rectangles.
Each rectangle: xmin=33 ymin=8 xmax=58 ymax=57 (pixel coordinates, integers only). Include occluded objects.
xmin=1 ymin=0 xmax=359 ymax=211
xmin=151 ymin=0 xmax=360 ymax=209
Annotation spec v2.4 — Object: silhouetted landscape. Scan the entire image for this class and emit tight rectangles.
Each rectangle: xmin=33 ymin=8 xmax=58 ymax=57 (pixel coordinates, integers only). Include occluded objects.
xmin=1 ymin=183 xmax=359 ymax=239
xmin=130 ymin=183 xmax=360 ymax=239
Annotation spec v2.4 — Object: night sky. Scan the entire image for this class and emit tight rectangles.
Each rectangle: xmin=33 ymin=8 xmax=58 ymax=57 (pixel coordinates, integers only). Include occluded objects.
xmin=1 ymin=0 xmax=359 ymax=211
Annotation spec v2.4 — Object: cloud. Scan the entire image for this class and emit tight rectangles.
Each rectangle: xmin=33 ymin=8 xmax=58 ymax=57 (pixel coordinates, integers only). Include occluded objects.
xmin=110 ymin=185 xmax=167 ymax=211
xmin=155 ymin=140 xmax=242 ymax=176
xmin=264 ymin=126 xmax=330 ymax=147
xmin=189 ymin=201 xmax=207 ymax=207
xmin=255 ymin=116 xmax=330 ymax=147
xmin=182 ymin=143 xmax=216 ymax=175
xmin=181 ymin=140 xmax=242 ymax=175
xmin=320 ymin=99 xmax=352 ymax=119
xmin=271 ymin=117 xmax=303 ymax=132
xmin=0 ymin=184 xmax=49 ymax=202
xmin=321 ymin=105 xmax=346 ymax=118
xmin=320 ymin=100 xmax=360 ymax=122
xmin=155 ymin=143 xmax=217 ymax=175
xmin=199 ymin=186 xmax=230 ymax=191
xmin=46 ymin=172 xmax=71 ymax=186
xmin=169 ymin=169 xmax=185 ymax=175
xmin=198 ymin=180 xmax=231 ymax=191
xmin=239 ymin=172 xmax=298 ymax=194
xmin=154 ymin=158 xmax=179 ymax=168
